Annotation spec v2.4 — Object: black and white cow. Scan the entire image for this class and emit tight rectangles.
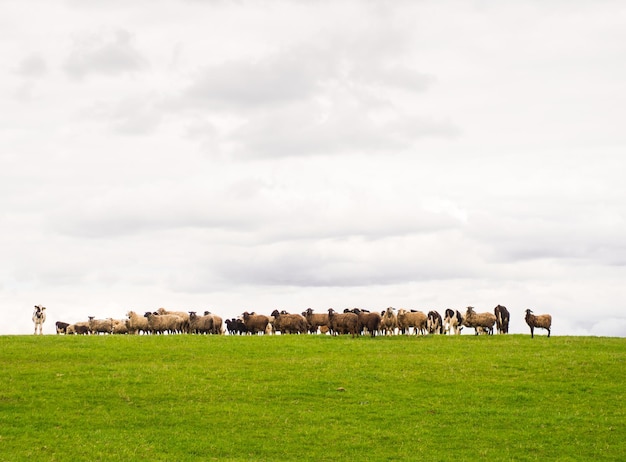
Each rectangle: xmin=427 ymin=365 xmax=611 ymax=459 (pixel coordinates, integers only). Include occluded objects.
xmin=32 ymin=305 xmax=46 ymax=335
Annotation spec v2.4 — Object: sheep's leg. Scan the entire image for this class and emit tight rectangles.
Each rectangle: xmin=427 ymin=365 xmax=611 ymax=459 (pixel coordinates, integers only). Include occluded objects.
xmin=530 ymin=326 xmax=534 ymax=338
xmin=547 ymin=328 xmax=551 ymax=338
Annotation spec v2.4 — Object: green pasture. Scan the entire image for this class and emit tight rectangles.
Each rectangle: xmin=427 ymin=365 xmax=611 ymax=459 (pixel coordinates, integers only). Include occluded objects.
xmin=0 ymin=334 xmax=624 ymax=461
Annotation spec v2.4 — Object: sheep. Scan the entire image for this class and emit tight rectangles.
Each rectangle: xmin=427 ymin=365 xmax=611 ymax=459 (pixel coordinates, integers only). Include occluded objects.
xmin=32 ymin=305 xmax=46 ymax=335
xmin=348 ymin=308 xmax=381 ymax=337
xmin=66 ymin=322 xmax=90 ymax=335
xmin=242 ymin=312 xmax=271 ymax=335
xmin=427 ymin=311 xmax=443 ymax=335
xmin=88 ymin=316 xmax=114 ymax=335
xmin=144 ymin=312 xmax=184 ymax=334
xmin=203 ymin=311 xmax=224 ymax=335
xmin=303 ymin=308 xmax=330 ymax=334
xmin=494 ymin=305 xmax=510 ymax=334
xmin=463 ymin=307 xmax=496 ymax=335
xmin=443 ymin=309 xmax=463 ymax=335
xmin=188 ymin=311 xmax=213 ymax=334
xmin=327 ymin=308 xmax=358 ymax=337
xmin=397 ymin=309 xmax=428 ymax=335
xmin=55 ymin=321 xmax=70 ymax=334
xmin=126 ymin=311 xmax=150 ymax=335
xmin=111 ymin=319 xmax=129 ymax=334
xmin=525 ymin=309 xmax=552 ymax=338
xmin=380 ymin=307 xmax=398 ymax=336
xmin=157 ymin=308 xmax=190 ymax=333
xmin=225 ymin=318 xmax=247 ymax=335
xmin=270 ymin=310 xmax=308 ymax=334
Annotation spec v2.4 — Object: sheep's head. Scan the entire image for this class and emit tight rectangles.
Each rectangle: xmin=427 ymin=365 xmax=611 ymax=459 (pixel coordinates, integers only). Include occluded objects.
xmin=271 ymin=309 xmax=280 ymax=318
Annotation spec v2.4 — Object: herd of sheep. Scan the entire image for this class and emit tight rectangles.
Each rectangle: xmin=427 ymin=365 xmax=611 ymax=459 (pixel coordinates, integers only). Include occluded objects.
xmin=44 ymin=305 xmax=553 ymax=338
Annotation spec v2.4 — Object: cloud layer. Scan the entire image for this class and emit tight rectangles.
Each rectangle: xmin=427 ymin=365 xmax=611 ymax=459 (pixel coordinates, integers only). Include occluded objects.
xmin=2 ymin=0 xmax=626 ymax=336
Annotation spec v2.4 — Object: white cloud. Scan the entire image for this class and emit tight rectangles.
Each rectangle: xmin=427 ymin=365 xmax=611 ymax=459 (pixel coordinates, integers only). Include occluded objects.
xmin=1 ymin=0 xmax=625 ymax=335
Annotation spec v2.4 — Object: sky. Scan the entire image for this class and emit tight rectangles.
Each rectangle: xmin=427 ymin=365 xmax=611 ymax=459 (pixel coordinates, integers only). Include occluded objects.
xmin=2 ymin=0 xmax=626 ymax=336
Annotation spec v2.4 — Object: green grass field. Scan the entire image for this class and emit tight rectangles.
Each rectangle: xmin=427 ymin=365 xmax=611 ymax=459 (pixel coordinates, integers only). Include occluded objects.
xmin=1 ymin=334 xmax=624 ymax=461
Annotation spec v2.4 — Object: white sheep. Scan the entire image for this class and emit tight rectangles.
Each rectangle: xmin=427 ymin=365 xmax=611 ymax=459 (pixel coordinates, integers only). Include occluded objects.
xmin=145 ymin=312 xmax=184 ymax=334
xmin=88 ymin=317 xmax=113 ymax=335
xmin=126 ymin=311 xmax=150 ymax=335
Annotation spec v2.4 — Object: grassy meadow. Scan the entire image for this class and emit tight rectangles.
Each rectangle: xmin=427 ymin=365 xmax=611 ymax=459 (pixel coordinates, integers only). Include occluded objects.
xmin=0 ymin=334 xmax=624 ymax=461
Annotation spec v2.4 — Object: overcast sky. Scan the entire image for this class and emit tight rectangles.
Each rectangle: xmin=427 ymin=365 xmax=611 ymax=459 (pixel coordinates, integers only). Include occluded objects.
xmin=2 ymin=0 xmax=625 ymax=336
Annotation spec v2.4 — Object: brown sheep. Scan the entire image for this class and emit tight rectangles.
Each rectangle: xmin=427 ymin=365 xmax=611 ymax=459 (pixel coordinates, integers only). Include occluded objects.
xmin=327 ymin=308 xmax=358 ymax=337
xmin=463 ymin=307 xmax=496 ymax=335
xmin=525 ymin=309 xmax=552 ymax=338
xmin=303 ymin=308 xmax=329 ymax=334
xmin=380 ymin=307 xmax=398 ymax=336
xmin=157 ymin=308 xmax=190 ymax=333
xmin=351 ymin=309 xmax=381 ymax=337
xmin=494 ymin=305 xmax=510 ymax=334
xmin=189 ymin=311 xmax=214 ymax=334
xmin=270 ymin=310 xmax=308 ymax=334
xmin=203 ymin=311 xmax=223 ymax=335
xmin=397 ymin=309 xmax=428 ymax=335
xmin=242 ymin=312 xmax=271 ymax=335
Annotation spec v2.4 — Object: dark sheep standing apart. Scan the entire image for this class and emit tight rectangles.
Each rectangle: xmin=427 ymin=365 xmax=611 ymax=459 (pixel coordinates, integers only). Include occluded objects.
xmin=525 ymin=309 xmax=552 ymax=338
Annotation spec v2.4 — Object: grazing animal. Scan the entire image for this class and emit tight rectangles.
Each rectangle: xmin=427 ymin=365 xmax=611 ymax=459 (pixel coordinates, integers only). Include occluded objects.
xmin=443 ymin=309 xmax=464 ymax=335
xmin=66 ymin=322 xmax=90 ymax=335
xmin=126 ymin=311 xmax=150 ymax=335
xmin=55 ymin=321 xmax=70 ymax=334
xmin=203 ymin=311 xmax=223 ymax=335
xmin=188 ymin=312 xmax=213 ymax=334
xmin=157 ymin=308 xmax=190 ymax=333
xmin=225 ymin=318 xmax=247 ymax=335
xmin=525 ymin=309 xmax=552 ymax=338
xmin=242 ymin=312 xmax=271 ymax=335
xmin=111 ymin=319 xmax=128 ymax=334
xmin=327 ymin=308 xmax=358 ymax=337
xmin=144 ymin=312 xmax=184 ymax=334
xmin=397 ymin=309 xmax=428 ymax=335
xmin=351 ymin=308 xmax=381 ymax=337
xmin=32 ymin=305 xmax=46 ymax=335
xmin=270 ymin=310 xmax=308 ymax=334
xmin=427 ymin=311 xmax=443 ymax=335
xmin=380 ymin=307 xmax=398 ymax=336
xmin=88 ymin=316 xmax=113 ymax=335
xmin=463 ymin=307 xmax=496 ymax=335
xmin=494 ymin=305 xmax=510 ymax=334
xmin=303 ymin=308 xmax=330 ymax=334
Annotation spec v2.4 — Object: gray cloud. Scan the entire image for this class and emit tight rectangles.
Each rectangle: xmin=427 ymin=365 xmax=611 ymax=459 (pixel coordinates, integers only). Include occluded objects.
xmin=64 ymin=29 xmax=148 ymax=79
xmin=15 ymin=54 xmax=47 ymax=78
